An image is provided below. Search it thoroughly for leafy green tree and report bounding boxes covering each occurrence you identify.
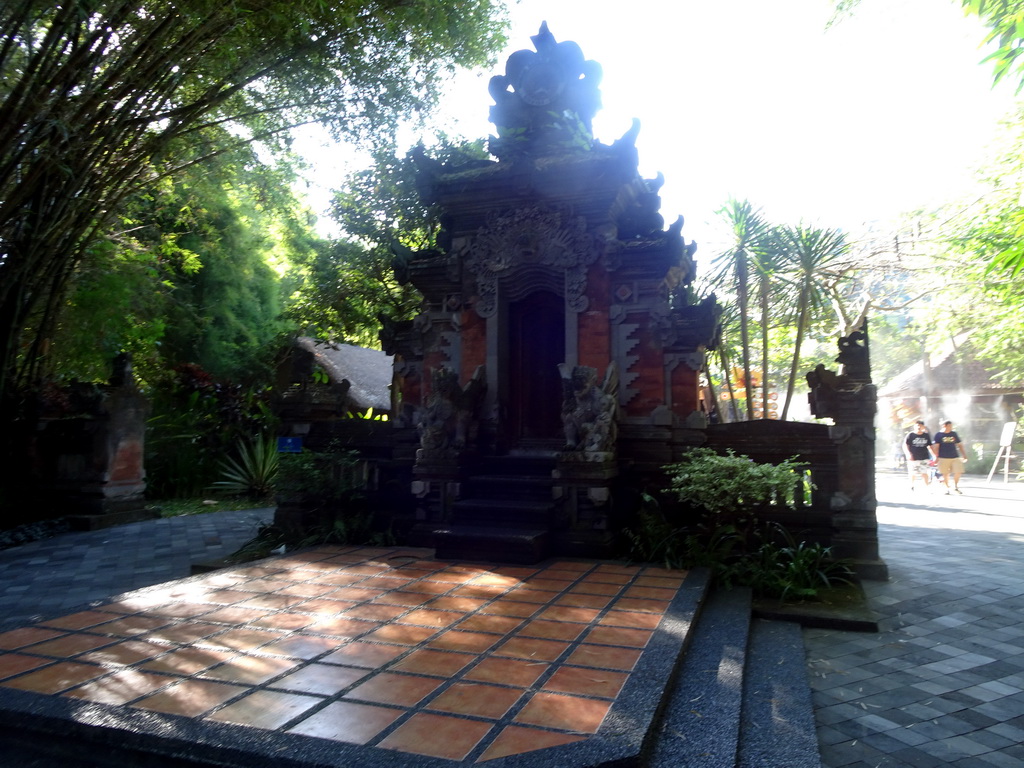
[49,129,318,385]
[0,0,508,404]
[750,225,790,418]
[912,125,1024,378]
[831,1,1024,278]
[962,0,1024,91]
[287,137,491,345]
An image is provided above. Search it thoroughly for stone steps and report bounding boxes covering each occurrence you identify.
[432,523,550,563]
[434,456,559,562]
[647,586,822,768]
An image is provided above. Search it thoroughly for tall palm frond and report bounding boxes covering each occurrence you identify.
[711,199,771,419]
[774,224,851,420]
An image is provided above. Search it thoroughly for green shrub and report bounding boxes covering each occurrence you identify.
[665,447,810,518]
[624,448,850,602]
[726,524,854,600]
[210,434,279,499]
[145,364,276,498]
[274,444,387,543]
[276,446,365,505]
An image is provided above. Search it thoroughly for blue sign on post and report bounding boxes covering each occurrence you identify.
[277,437,303,453]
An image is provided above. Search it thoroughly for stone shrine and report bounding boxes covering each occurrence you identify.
[381,24,720,562]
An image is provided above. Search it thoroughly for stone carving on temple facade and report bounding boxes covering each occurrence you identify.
[465,206,597,318]
[416,366,486,455]
[650,290,721,351]
[559,363,618,460]
[616,172,666,240]
[806,322,873,420]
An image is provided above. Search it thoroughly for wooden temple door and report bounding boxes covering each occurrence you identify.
[507,291,565,444]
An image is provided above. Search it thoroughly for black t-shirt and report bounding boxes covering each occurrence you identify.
[934,430,962,459]
[905,432,932,460]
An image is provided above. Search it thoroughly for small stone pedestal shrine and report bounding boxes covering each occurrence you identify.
[34,355,154,530]
[382,25,720,561]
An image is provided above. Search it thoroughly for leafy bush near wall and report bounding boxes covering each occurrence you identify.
[665,447,810,519]
[624,449,851,601]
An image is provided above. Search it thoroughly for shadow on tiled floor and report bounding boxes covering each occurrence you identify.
[0,545,702,766]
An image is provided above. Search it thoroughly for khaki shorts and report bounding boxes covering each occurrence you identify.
[937,457,963,478]
[908,459,931,476]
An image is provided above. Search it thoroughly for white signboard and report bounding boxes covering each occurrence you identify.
[999,422,1016,448]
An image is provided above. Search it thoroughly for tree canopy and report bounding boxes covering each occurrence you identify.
[902,102,1024,380]
[48,127,318,385]
[0,0,509,403]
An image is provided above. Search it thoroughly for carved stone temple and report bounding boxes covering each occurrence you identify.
[380,24,721,562]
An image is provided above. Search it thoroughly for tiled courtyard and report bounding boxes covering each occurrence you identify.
[0,546,697,766]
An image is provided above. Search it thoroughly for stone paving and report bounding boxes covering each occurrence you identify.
[0,544,700,766]
[0,508,274,633]
[806,471,1024,767]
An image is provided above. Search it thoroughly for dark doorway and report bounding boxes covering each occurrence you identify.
[508,291,565,443]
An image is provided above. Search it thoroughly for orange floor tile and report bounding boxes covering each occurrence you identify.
[0,546,689,764]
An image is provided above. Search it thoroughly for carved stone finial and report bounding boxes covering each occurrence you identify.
[836,321,871,383]
[487,24,603,160]
[806,320,874,419]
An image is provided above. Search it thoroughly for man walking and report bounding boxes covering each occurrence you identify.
[932,420,968,494]
[903,420,933,490]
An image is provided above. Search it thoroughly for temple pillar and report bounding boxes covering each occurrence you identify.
[807,323,888,580]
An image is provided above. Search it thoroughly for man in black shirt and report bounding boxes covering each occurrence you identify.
[932,420,968,494]
[903,420,933,490]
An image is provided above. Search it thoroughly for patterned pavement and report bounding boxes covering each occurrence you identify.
[806,472,1024,767]
[0,507,274,633]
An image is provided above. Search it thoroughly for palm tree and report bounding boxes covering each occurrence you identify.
[774,224,851,420]
[710,199,771,420]
[751,227,786,418]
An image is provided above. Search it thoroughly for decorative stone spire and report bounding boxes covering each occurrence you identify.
[487,22,603,160]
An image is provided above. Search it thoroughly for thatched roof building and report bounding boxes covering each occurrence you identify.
[276,338,392,417]
[877,333,1023,456]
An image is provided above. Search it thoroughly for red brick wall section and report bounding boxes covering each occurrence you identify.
[671,360,700,417]
[577,265,611,371]
[625,321,665,417]
[395,355,421,409]
[460,310,487,383]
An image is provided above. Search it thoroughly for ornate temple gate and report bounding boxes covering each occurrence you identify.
[369,25,884,577]
[380,25,720,562]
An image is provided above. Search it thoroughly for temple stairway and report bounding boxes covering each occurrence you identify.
[432,454,559,564]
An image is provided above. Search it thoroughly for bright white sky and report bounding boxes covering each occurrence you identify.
[304,0,1019,252]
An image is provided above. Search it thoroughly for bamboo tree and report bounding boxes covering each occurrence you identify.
[0,0,508,404]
